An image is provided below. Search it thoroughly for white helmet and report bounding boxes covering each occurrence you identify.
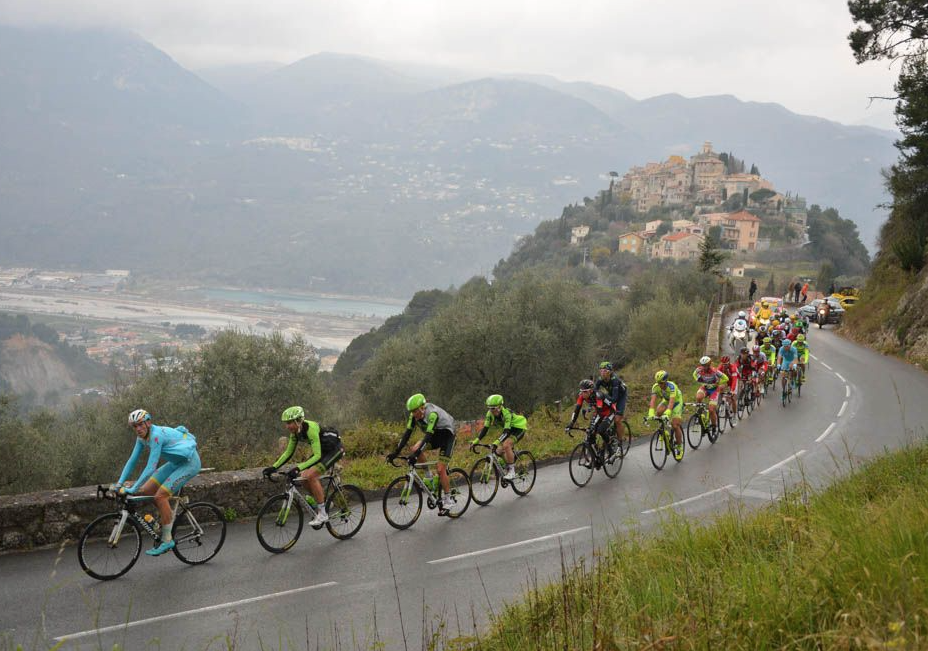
[699,355,711,365]
[738,310,747,319]
[128,409,151,425]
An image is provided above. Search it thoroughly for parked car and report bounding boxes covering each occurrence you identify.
[798,298,845,325]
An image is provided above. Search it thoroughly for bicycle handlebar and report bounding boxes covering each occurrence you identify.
[470,442,495,452]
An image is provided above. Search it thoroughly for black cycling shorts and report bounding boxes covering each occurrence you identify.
[425,429,456,461]
[312,444,343,471]
[496,428,526,445]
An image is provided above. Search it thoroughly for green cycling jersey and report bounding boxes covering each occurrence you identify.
[273,420,340,472]
[474,406,527,441]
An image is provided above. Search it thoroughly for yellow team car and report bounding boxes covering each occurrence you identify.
[830,287,860,310]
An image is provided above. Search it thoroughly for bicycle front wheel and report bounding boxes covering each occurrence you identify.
[78,512,143,581]
[382,476,423,530]
[617,420,633,458]
[325,484,366,540]
[443,468,472,518]
[649,429,668,470]
[256,493,303,553]
[510,450,537,496]
[686,414,703,450]
[603,437,623,478]
[172,502,226,565]
[568,442,594,487]
[469,457,499,505]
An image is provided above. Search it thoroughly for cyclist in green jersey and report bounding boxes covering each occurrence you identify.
[470,394,527,480]
[793,334,811,384]
[648,371,685,450]
[264,406,343,527]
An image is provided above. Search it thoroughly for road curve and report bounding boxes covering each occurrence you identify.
[1,329,925,650]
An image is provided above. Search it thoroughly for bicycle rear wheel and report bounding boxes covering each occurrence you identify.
[686,414,704,450]
[649,429,668,470]
[443,468,471,518]
[469,457,499,505]
[568,442,594,487]
[78,512,143,581]
[510,450,537,496]
[602,437,623,478]
[718,402,729,434]
[617,420,633,458]
[172,502,226,565]
[383,475,423,530]
[325,484,366,540]
[256,494,303,553]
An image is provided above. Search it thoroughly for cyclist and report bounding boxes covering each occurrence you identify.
[753,345,769,396]
[693,356,729,432]
[760,337,778,387]
[754,324,768,347]
[470,394,527,481]
[387,394,458,516]
[793,334,811,384]
[648,370,685,456]
[114,409,201,556]
[776,338,800,393]
[263,406,343,527]
[717,355,739,425]
[565,379,619,464]
[595,362,628,434]
[736,347,758,403]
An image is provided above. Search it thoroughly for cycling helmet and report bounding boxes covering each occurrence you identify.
[579,379,595,391]
[796,334,806,342]
[783,339,792,346]
[281,406,304,422]
[759,325,767,333]
[699,355,712,365]
[406,393,426,412]
[761,301,769,308]
[763,337,772,344]
[599,361,613,371]
[486,394,504,408]
[752,345,760,353]
[654,370,669,383]
[738,310,746,319]
[739,347,749,355]
[128,409,151,425]
[720,355,730,364]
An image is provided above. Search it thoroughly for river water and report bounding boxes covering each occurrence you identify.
[199,288,404,319]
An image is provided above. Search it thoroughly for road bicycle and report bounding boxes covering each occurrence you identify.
[613,418,634,459]
[645,416,684,470]
[468,442,536,505]
[795,363,806,398]
[77,485,227,581]
[717,390,735,434]
[256,467,366,552]
[382,457,471,529]
[685,401,719,450]
[737,380,755,420]
[565,424,622,487]
[780,366,796,407]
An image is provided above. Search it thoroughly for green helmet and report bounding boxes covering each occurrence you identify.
[486,394,504,408]
[406,393,426,412]
[654,370,668,383]
[599,361,613,371]
[281,406,304,422]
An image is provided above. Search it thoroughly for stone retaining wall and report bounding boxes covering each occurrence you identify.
[0,468,282,552]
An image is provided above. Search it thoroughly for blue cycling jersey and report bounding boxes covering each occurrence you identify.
[778,346,798,365]
[118,425,198,492]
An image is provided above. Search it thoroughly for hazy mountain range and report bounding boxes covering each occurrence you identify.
[0,26,897,297]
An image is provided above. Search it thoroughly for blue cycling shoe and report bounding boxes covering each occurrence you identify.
[146,540,176,556]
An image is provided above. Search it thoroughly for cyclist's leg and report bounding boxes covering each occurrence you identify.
[151,453,201,548]
[707,389,719,426]
[499,436,515,465]
[670,402,685,445]
[432,430,456,494]
[141,462,179,525]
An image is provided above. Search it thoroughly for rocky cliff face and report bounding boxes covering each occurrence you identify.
[0,335,77,398]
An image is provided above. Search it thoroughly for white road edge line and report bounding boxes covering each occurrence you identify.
[816,423,837,443]
[810,354,818,361]
[55,581,338,642]
[835,372,847,383]
[760,450,807,475]
[838,400,848,418]
[641,484,736,515]
[846,385,851,398]
[427,526,591,565]
[820,362,833,371]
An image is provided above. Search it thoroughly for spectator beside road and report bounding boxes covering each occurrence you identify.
[801,282,809,304]
[749,278,757,301]
[793,281,802,304]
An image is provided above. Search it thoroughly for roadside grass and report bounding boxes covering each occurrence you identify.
[464,441,928,650]
[841,264,913,346]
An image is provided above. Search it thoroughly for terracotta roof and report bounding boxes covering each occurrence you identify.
[619,232,645,240]
[728,210,761,222]
[662,232,698,242]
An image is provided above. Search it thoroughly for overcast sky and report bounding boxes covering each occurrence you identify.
[0,0,901,129]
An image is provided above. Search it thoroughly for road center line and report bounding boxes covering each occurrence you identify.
[810,354,818,361]
[760,450,807,475]
[427,526,591,565]
[820,362,833,371]
[641,484,735,515]
[835,372,847,383]
[816,423,837,443]
[55,581,338,642]
[838,400,848,417]
[846,385,851,398]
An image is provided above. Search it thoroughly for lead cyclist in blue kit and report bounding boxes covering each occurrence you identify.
[113,409,202,556]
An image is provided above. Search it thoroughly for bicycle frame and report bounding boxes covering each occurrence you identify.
[269,470,345,522]
[100,488,194,547]
[397,462,441,502]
